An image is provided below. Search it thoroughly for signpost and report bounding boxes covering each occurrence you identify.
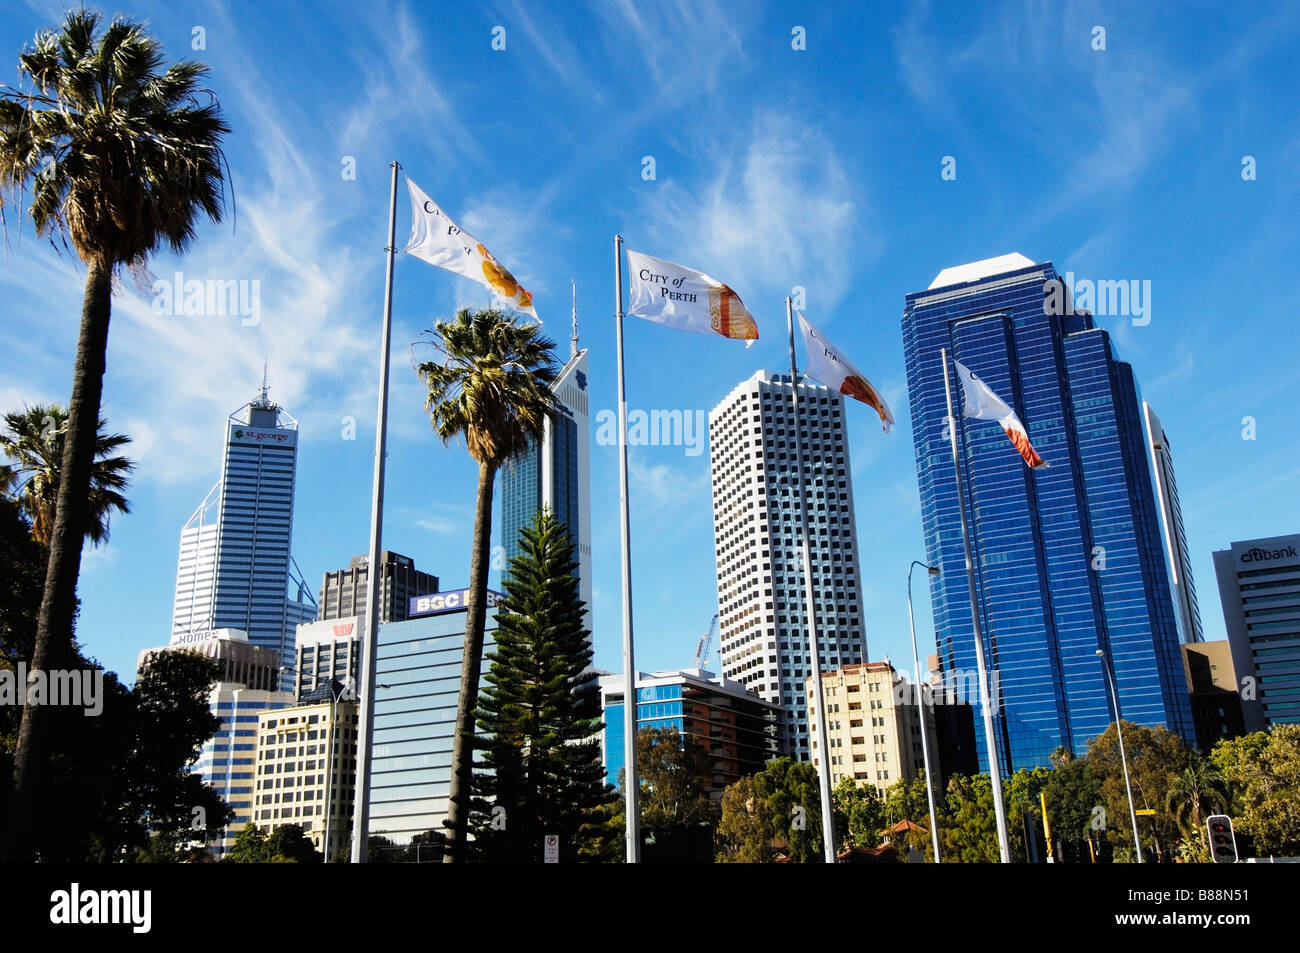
[544,835,559,864]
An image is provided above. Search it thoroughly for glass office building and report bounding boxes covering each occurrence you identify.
[499,346,592,636]
[902,254,1194,772]
[600,668,781,798]
[367,598,500,844]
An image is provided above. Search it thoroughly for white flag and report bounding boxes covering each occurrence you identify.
[625,248,758,342]
[798,312,894,432]
[404,178,538,320]
[954,358,1047,470]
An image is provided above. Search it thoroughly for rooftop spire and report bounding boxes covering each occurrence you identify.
[251,359,274,410]
[571,280,579,359]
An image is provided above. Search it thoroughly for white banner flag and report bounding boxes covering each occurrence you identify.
[404,178,537,320]
[625,248,758,342]
[798,312,894,432]
[954,358,1047,469]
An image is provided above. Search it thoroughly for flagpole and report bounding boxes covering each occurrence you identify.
[940,346,1011,863]
[351,159,400,863]
[787,298,838,865]
[614,235,640,863]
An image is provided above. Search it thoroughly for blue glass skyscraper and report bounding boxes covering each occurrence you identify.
[499,310,591,635]
[902,254,1194,772]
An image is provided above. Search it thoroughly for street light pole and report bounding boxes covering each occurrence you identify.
[1096,648,1143,863]
[907,560,942,863]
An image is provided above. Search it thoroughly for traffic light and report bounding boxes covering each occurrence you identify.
[1206,815,1238,863]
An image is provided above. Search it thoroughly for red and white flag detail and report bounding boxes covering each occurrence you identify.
[625,248,759,342]
[404,178,538,320]
[954,358,1048,470]
[797,312,894,432]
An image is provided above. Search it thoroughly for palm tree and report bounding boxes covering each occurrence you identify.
[1166,757,1228,848]
[0,404,133,546]
[414,307,557,862]
[0,11,228,860]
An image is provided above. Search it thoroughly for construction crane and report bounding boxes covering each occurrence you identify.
[695,612,720,670]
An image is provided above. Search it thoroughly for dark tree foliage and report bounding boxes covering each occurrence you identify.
[467,510,613,861]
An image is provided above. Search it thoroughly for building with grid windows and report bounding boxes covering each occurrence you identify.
[709,370,869,760]
[806,661,939,795]
[294,616,362,700]
[1214,533,1300,730]
[499,332,591,637]
[170,382,316,684]
[902,253,1195,773]
[599,668,781,797]
[318,551,438,626]
[366,589,503,845]
[254,686,359,862]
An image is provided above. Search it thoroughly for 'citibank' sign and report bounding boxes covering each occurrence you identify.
[409,588,505,618]
[1241,545,1298,564]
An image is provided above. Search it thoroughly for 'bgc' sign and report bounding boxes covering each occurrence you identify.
[409,588,505,618]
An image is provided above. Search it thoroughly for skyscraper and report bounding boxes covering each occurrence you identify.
[709,369,868,759]
[1214,533,1300,731]
[499,295,592,635]
[318,551,438,624]
[171,381,316,680]
[1143,402,1204,644]
[902,253,1194,772]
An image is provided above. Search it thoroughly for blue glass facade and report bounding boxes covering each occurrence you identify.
[902,258,1194,771]
[367,611,497,843]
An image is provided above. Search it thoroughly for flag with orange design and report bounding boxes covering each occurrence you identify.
[797,312,894,432]
[404,178,537,320]
[954,358,1048,469]
[625,248,758,342]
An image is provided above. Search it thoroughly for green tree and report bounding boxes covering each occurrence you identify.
[1212,725,1300,856]
[0,10,229,860]
[467,510,610,862]
[1165,756,1227,860]
[223,824,321,863]
[414,307,557,862]
[0,497,46,664]
[0,404,132,546]
[590,726,721,862]
[717,758,824,863]
[1005,765,1052,863]
[832,776,885,850]
[635,726,718,832]
[1042,747,1103,863]
[223,824,270,863]
[1086,721,1191,863]
[940,773,1000,863]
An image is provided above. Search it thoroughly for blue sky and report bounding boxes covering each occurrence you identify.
[2,1,1298,687]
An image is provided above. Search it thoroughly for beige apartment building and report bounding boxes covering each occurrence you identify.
[254,692,359,862]
[807,660,938,794]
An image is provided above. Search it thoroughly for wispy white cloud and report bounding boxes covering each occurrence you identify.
[631,108,863,323]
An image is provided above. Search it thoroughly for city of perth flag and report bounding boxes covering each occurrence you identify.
[625,248,759,342]
[404,178,538,320]
[797,312,894,432]
[954,358,1048,469]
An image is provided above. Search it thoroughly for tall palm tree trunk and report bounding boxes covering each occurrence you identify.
[4,259,111,861]
[444,460,497,863]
